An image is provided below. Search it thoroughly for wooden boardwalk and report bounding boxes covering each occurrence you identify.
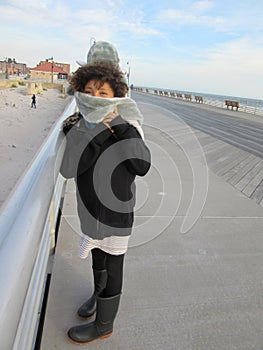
[41,101,263,350]
[134,91,263,209]
[194,129,263,207]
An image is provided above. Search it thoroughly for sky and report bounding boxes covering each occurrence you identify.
[1,0,263,99]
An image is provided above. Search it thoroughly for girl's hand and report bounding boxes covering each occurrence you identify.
[103,105,119,132]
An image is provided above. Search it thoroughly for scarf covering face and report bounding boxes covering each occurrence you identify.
[74,92,144,126]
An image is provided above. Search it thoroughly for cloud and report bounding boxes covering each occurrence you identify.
[2,0,263,99]
[130,35,263,99]
[157,0,263,35]
[120,22,163,38]
[0,0,162,70]
[0,0,162,43]
[159,8,225,29]
[158,5,225,30]
[191,0,214,13]
[202,36,263,75]
[0,0,71,28]
[73,9,116,24]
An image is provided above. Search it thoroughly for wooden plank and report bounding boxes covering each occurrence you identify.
[242,166,263,197]
[216,150,248,176]
[235,159,263,192]
[250,179,263,204]
[208,147,242,174]
[224,154,257,182]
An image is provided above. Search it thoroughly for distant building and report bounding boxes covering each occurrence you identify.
[30,60,69,82]
[39,61,70,75]
[0,58,28,77]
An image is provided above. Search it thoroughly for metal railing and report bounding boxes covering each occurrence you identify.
[133,87,263,117]
[0,99,76,350]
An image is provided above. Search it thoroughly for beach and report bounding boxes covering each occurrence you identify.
[0,86,72,208]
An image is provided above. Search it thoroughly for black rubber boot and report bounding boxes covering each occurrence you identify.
[77,269,107,319]
[68,294,121,344]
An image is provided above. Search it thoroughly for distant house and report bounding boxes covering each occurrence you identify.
[30,61,69,82]
[39,61,70,75]
[0,58,28,77]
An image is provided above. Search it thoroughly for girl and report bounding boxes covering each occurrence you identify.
[61,54,151,344]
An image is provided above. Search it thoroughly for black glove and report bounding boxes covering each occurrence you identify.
[62,112,82,134]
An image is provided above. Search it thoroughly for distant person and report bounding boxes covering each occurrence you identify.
[31,94,36,108]
[60,41,151,345]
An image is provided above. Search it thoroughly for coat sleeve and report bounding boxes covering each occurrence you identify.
[109,116,151,176]
[60,120,112,178]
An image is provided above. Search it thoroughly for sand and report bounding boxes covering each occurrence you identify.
[0,86,72,208]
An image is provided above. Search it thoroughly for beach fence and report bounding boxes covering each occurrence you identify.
[132,87,263,117]
[0,99,76,350]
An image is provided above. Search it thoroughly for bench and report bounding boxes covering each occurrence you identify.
[184,94,192,101]
[195,95,203,103]
[225,100,239,111]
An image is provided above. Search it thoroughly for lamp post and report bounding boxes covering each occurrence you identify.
[5,58,9,79]
[90,37,96,47]
[127,61,131,87]
[12,58,15,76]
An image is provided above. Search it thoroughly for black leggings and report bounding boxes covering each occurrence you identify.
[91,248,125,297]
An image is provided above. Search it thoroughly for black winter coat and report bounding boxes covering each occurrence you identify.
[60,113,151,239]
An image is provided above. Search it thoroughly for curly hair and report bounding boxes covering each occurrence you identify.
[70,62,128,97]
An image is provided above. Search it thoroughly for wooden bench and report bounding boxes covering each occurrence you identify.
[184,94,192,101]
[225,100,239,111]
[195,95,203,103]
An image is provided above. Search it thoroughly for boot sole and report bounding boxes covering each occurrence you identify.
[67,332,112,345]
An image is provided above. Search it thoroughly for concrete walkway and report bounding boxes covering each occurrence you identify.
[41,103,263,350]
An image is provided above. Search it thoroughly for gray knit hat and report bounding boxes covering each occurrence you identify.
[77,41,120,68]
[72,40,128,94]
